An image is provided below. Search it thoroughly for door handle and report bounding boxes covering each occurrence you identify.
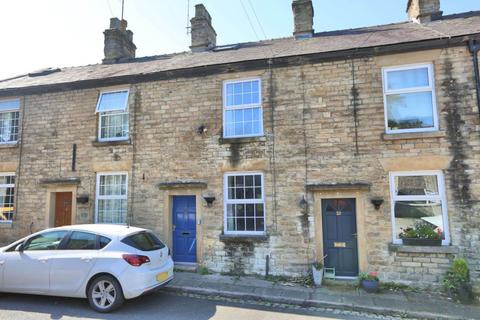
[38,258,49,263]
[172,225,176,232]
[82,257,92,263]
[0,260,4,266]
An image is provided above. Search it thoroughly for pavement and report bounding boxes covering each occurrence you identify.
[0,290,396,320]
[165,271,480,320]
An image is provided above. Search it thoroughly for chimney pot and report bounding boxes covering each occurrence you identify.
[190,4,217,52]
[292,0,314,39]
[103,18,136,64]
[407,0,442,23]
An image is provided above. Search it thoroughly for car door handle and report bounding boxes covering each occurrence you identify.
[82,257,92,263]
[38,258,49,263]
[0,260,4,266]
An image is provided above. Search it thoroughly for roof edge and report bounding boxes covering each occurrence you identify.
[1,34,479,97]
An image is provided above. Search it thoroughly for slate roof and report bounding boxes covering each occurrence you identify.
[0,11,479,93]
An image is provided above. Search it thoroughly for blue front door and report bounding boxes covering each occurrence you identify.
[172,196,197,263]
[322,198,359,277]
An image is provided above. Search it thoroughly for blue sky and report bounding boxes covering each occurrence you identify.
[0,0,478,79]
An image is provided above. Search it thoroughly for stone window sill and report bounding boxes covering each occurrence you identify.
[0,143,18,149]
[219,136,267,144]
[219,233,269,243]
[388,243,458,254]
[0,222,13,229]
[382,131,446,141]
[92,139,131,147]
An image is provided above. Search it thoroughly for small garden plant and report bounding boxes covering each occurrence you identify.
[313,261,323,271]
[358,271,379,282]
[399,221,443,239]
[442,258,473,303]
[359,271,380,293]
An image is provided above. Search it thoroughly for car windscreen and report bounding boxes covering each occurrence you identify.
[121,231,165,251]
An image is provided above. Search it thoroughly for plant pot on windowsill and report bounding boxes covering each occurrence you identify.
[312,264,324,286]
[401,238,442,246]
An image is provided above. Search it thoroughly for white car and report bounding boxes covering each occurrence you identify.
[0,224,174,312]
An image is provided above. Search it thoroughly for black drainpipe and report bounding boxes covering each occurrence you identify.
[469,40,480,115]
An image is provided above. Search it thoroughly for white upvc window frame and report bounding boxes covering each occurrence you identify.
[0,98,20,145]
[95,89,130,142]
[0,172,16,224]
[223,172,266,235]
[222,78,264,139]
[95,172,128,224]
[382,63,438,134]
[389,170,450,245]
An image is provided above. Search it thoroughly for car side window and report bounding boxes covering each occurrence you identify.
[64,231,97,250]
[23,231,68,251]
[99,236,111,249]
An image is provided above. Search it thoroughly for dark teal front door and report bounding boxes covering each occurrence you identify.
[172,196,197,263]
[322,199,359,277]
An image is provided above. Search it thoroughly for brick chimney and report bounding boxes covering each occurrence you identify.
[292,0,314,39]
[103,18,136,64]
[407,0,443,23]
[190,4,217,52]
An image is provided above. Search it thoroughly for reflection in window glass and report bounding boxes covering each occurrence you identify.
[24,231,68,251]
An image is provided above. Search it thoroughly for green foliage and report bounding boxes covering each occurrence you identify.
[198,266,211,275]
[358,271,379,282]
[399,221,442,240]
[443,259,470,290]
[313,262,323,270]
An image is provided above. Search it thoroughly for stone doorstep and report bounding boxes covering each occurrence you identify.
[165,273,480,320]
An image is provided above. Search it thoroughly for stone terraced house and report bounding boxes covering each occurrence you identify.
[0,0,479,293]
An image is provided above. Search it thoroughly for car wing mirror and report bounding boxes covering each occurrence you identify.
[15,243,24,252]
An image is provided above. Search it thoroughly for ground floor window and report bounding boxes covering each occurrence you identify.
[389,171,449,245]
[95,172,128,224]
[224,172,265,234]
[0,173,15,223]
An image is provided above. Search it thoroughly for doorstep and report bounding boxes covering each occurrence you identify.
[173,262,198,272]
[165,272,480,320]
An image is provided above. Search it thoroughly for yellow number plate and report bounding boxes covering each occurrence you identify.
[156,272,169,282]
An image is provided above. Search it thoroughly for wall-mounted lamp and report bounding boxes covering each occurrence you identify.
[203,195,216,207]
[76,195,89,204]
[197,124,208,135]
[299,195,308,210]
[370,197,384,210]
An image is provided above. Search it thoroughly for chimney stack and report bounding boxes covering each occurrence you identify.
[190,4,217,52]
[103,18,136,64]
[407,0,443,23]
[292,0,314,39]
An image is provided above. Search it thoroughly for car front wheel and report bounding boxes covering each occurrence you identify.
[87,275,124,312]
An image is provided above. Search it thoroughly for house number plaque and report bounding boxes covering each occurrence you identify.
[336,211,342,216]
[334,242,346,248]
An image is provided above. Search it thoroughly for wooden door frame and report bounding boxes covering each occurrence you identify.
[45,185,77,228]
[312,190,368,275]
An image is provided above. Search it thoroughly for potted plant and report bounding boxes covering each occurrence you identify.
[359,271,379,293]
[399,221,443,246]
[312,261,324,286]
[443,258,474,304]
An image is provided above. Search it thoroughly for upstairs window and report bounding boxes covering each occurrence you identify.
[0,173,15,223]
[95,172,128,224]
[383,64,438,134]
[223,79,263,138]
[96,90,129,142]
[224,173,265,234]
[0,99,20,144]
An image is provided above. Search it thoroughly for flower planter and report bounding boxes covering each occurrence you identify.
[361,279,379,293]
[401,238,442,246]
[312,266,323,286]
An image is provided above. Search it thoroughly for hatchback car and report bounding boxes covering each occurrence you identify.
[0,224,174,312]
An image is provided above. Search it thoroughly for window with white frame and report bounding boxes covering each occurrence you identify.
[389,171,449,245]
[0,173,15,223]
[0,99,20,144]
[95,90,129,141]
[224,173,265,234]
[223,79,263,138]
[383,64,438,133]
[96,173,128,224]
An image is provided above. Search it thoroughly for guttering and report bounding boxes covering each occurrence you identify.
[469,40,480,115]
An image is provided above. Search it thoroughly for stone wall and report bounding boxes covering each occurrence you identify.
[0,46,479,291]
